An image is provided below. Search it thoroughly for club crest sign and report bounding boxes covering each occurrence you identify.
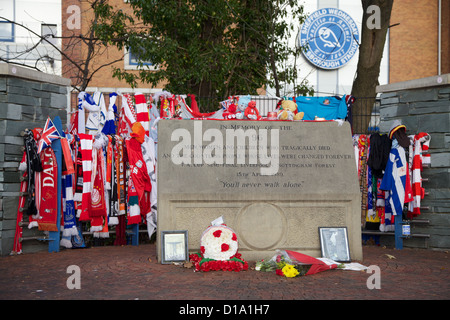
[298,8,359,70]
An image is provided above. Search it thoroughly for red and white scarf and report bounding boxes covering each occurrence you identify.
[135,93,150,136]
[118,94,136,137]
[90,146,107,232]
[78,133,94,222]
[408,132,431,218]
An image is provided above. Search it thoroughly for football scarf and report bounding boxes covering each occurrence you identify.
[115,135,126,216]
[85,92,106,134]
[125,131,152,225]
[141,135,157,208]
[11,172,28,254]
[126,135,151,202]
[408,132,431,218]
[77,92,87,134]
[135,93,150,136]
[160,97,170,118]
[90,147,107,232]
[61,137,75,176]
[37,147,59,232]
[107,136,119,226]
[118,94,136,137]
[74,144,83,204]
[60,175,75,249]
[127,176,141,225]
[23,130,42,217]
[102,92,118,136]
[62,173,77,236]
[94,216,109,238]
[78,133,94,221]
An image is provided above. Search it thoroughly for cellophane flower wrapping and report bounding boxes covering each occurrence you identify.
[255,250,312,277]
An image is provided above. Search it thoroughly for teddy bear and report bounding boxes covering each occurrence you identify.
[244,101,261,120]
[277,100,304,121]
[223,103,238,120]
[235,95,251,120]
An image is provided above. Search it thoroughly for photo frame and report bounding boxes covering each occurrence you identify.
[161,230,189,264]
[318,227,351,262]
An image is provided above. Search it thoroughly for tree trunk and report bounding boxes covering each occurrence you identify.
[351,0,393,133]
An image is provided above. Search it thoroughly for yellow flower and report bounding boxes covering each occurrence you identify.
[282,264,299,278]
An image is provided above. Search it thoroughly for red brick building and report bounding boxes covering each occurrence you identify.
[389,0,449,83]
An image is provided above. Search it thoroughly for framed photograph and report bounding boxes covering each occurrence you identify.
[318,227,351,262]
[161,230,189,264]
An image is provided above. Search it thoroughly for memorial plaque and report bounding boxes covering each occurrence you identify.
[157,120,362,261]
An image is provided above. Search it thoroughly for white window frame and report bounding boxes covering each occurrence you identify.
[124,46,157,71]
[41,23,58,45]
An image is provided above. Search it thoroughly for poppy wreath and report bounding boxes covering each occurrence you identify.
[189,224,248,272]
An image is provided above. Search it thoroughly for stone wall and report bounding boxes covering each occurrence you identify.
[0,64,70,256]
[376,74,450,250]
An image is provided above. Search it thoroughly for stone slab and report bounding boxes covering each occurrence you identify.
[157,120,362,262]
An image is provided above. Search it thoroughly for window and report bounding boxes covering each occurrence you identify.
[41,24,57,45]
[124,46,156,70]
[0,0,15,42]
[0,21,14,42]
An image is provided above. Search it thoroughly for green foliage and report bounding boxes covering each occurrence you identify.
[93,0,312,98]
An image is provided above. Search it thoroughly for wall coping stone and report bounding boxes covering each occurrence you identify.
[377,74,450,93]
[0,63,71,87]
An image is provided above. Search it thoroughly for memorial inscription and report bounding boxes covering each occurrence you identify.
[157,120,362,261]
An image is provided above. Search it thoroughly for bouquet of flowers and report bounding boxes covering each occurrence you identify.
[255,250,311,277]
[255,249,338,278]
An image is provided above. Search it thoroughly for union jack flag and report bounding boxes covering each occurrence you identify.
[37,117,61,153]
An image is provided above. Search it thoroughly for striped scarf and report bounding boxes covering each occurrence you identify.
[90,139,107,232]
[78,133,94,221]
[135,93,150,136]
[408,132,431,218]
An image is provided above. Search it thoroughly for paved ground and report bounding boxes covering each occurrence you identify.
[0,243,448,309]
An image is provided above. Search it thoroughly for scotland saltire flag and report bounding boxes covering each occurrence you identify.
[37,117,62,153]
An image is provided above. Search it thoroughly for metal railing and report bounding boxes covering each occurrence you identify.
[192,95,380,135]
[71,92,380,135]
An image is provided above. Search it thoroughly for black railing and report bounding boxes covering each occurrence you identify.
[350,97,380,135]
[188,95,380,135]
[73,92,380,135]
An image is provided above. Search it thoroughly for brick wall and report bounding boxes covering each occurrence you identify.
[389,0,439,83]
[0,64,70,256]
[61,0,165,91]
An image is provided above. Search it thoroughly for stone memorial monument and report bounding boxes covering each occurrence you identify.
[157,119,362,261]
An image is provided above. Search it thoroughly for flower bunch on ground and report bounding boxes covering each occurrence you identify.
[255,251,311,278]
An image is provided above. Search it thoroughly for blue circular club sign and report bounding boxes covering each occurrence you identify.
[298,8,360,70]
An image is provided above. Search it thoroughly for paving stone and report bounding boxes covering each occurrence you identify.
[0,244,448,302]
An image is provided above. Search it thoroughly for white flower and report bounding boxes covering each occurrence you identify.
[201,225,238,261]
